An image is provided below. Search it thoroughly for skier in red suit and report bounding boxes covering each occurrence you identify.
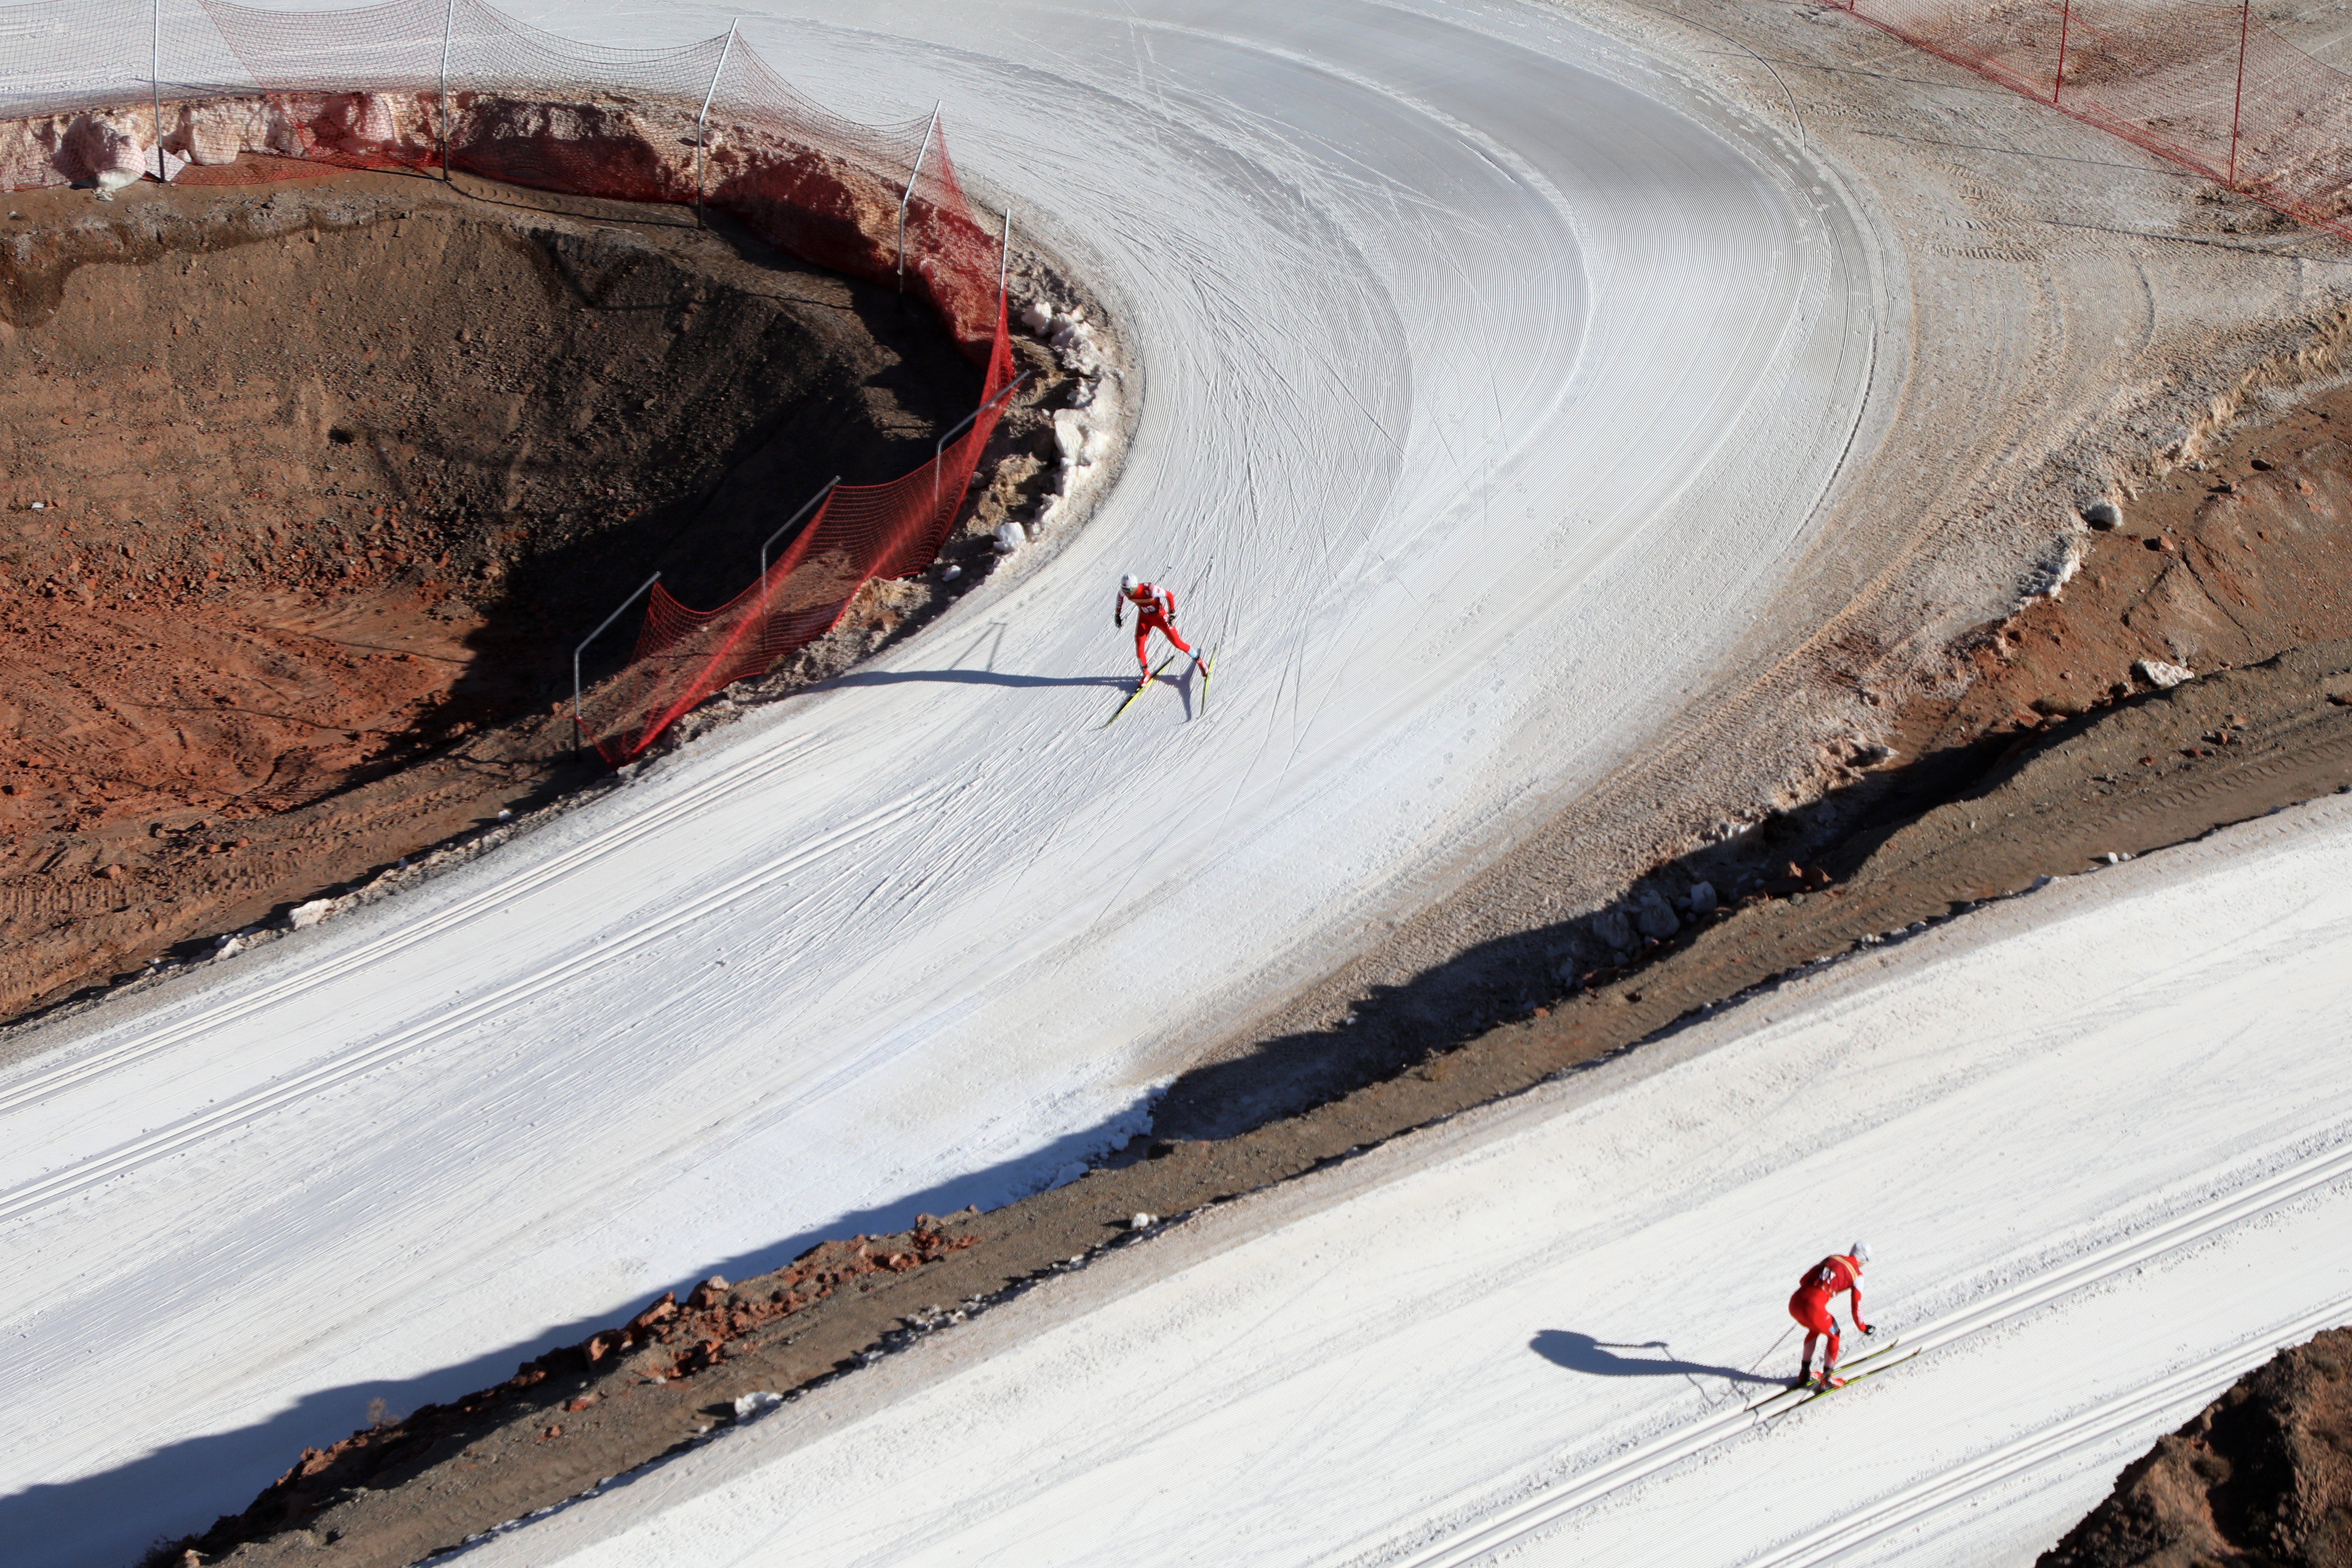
[1115,574,1206,677]
[1790,1242,1874,1388]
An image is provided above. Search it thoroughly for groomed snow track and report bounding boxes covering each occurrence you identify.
[465,797,2352,1568]
[0,2,1890,1560]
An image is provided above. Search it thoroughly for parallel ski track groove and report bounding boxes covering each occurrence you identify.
[0,745,945,1226]
[1376,1128,2352,1568]
[0,734,826,1121]
[1741,1291,2352,1567]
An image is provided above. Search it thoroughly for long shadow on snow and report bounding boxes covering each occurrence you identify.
[812,668,1136,691]
[8,1097,1156,1568]
[1530,1330,1779,1386]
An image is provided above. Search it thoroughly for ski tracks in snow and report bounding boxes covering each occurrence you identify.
[1384,1128,2352,1568]
[1,1,1890,1561]
[454,800,2352,1568]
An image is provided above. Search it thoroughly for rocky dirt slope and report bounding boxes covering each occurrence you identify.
[2043,1328,2352,1568]
[0,164,1076,1023]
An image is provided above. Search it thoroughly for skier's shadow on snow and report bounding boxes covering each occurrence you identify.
[1530,1330,1777,1385]
[815,668,1134,691]
[817,666,1204,717]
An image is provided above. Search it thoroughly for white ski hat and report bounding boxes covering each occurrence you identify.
[1121,573,1140,593]
[1851,1240,1872,1265]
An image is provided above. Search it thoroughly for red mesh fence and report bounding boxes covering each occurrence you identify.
[0,0,1018,762]
[1829,0,2352,238]
[590,299,1019,762]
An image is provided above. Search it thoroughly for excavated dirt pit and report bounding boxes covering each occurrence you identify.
[0,166,1063,1021]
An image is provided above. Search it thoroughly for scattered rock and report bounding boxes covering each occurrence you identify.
[1591,908,1635,954]
[730,1391,784,1422]
[288,898,336,930]
[1630,886,1679,940]
[2082,500,2121,529]
[1127,1212,1157,1230]
[2134,658,2196,689]
[1687,881,1718,916]
[993,520,1027,554]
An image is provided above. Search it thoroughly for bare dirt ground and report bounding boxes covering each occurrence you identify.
[146,344,2352,1568]
[0,164,1069,1024]
[2041,1327,2352,1568]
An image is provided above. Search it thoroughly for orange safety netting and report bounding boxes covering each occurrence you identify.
[1829,0,2352,239]
[0,0,1019,763]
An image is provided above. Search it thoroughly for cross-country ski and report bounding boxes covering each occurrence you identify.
[1102,653,1177,728]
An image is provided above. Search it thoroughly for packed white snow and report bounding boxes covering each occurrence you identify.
[461,795,2352,1568]
[0,0,1885,1560]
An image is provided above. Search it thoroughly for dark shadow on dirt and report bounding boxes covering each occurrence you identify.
[1147,719,2035,1142]
[27,1093,1153,1568]
[411,206,985,745]
[0,1318,620,1568]
[1529,1330,1780,1385]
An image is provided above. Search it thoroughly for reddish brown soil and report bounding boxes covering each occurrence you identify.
[0,163,1064,1021]
[2041,1327,2352,1568]
[1898,388,2352,761]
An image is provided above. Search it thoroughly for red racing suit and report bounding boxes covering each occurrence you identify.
[1117,580,1196,672]
[1789,1253,1871,1372]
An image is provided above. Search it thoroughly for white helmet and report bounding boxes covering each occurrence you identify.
[1121,573,1140,594]
[1851,1240,1872,1265]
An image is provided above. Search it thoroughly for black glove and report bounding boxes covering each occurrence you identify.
[1858,1322,1877,1337]
[1114,610,1124,629]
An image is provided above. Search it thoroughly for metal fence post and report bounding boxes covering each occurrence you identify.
[896,103,940,293]
[151,0,162,181]
[2229,0,2251,186]
[999,205,1012,304]
[574,572,661,760]
[693,20,739,226]
[932,369,1034,521]
[758,475,840,585]
[2053,0,2071,105]
[439,0,455,181]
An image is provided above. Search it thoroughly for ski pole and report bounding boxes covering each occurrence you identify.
[1744,1326,1795,1378]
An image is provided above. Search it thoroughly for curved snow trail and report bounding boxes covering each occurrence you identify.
[0,1,1886,1559]
[457,796,2352,1568]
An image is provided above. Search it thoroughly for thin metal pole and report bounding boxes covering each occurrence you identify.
[896,103,940,293]
[932,369,1034,519]
[758,475,840,584]
[693,20,739,226]
[439,0,455,182]
[151,0,162,181]
[2229,0,2251,186]
[573,572,661,760]
[2053,0,2071,105]
[998,206,1012,304]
